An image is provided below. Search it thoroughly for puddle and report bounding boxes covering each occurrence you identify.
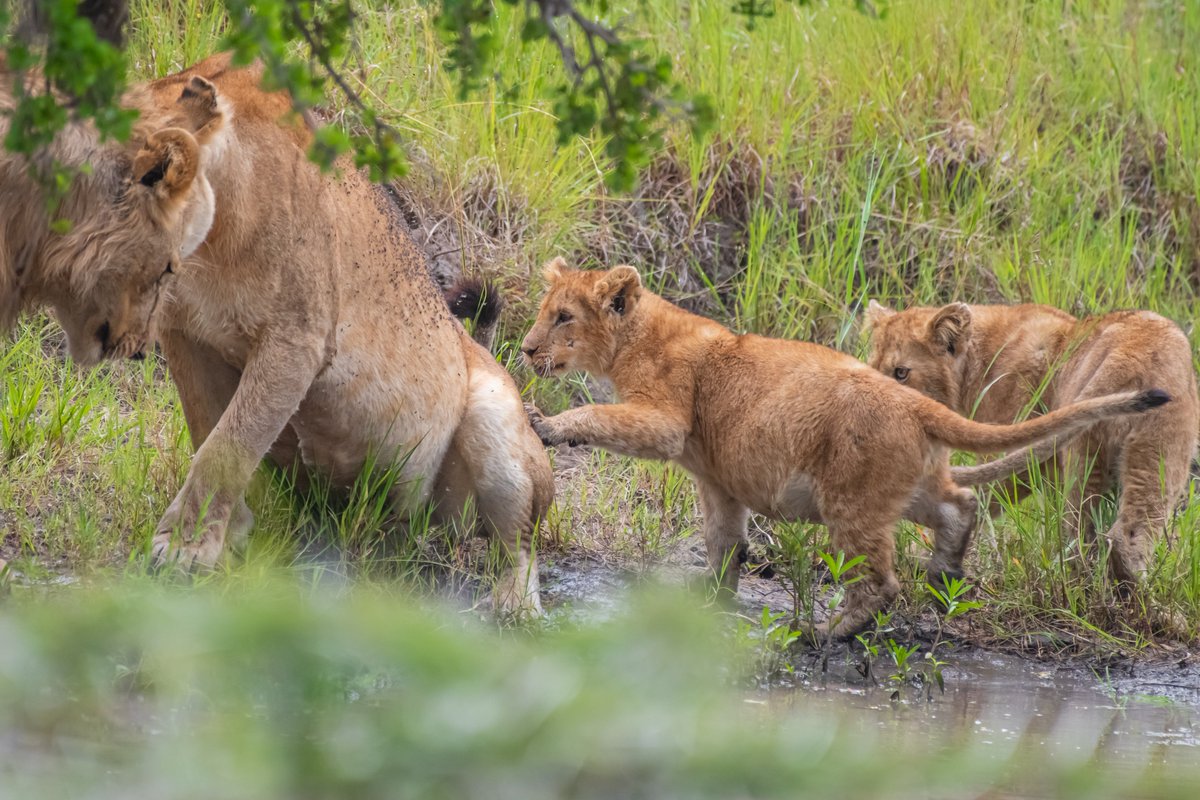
[542,554,1200,794]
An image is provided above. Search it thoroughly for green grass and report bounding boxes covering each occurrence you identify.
[3,0,1200,658]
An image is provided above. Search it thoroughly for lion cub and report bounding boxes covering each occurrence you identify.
[866,301,1199,582]
[521,261,1172,636]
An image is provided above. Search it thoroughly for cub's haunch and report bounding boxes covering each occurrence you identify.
[522,261,1172,637]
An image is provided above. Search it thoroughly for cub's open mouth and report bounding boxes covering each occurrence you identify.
[529,359,562,378]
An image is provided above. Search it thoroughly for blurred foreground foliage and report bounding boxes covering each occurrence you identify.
[0,580,1197,799]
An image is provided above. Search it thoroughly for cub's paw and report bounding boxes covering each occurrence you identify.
[524,403,565,447]
[151,529,226,573]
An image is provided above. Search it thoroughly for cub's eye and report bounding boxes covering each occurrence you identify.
[555,311,572,326]
[893,366,910,383]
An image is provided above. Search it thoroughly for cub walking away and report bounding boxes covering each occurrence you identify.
[522,261,1173,636]
[866,301,1199,583]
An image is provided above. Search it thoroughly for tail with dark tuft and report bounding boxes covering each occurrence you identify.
[1132,389,1171,411]
[444,277,503,350]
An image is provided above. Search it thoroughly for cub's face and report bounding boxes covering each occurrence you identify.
[521,260,642,378]
[865,300,973,409]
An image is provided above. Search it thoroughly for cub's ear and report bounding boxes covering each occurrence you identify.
[594,265,641,316]
[863,299,895,330]
[542,256,568,284]
[176,76,226,145]
[133,127,201,207]
[929,302,972,355]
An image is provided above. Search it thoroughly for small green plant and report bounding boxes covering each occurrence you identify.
[883,638,922,701]
[817,550,866,672]
[923,645,949,701]
[853,610,893,685]
[751,605,804,682]
[927,574,984,622]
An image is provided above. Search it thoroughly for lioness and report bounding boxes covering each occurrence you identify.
[1,63,219,362]
[866,301,1199,582]
[521,261,1172,635]
[111,55,551,613]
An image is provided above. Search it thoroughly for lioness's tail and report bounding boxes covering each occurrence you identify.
[444,277,502,351]
[920,389,1169,455]
[949,435,1071,487]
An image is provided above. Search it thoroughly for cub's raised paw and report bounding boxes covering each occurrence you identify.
[524,403,563,447]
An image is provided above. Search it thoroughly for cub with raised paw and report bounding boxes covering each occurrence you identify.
[522,260,1172,637]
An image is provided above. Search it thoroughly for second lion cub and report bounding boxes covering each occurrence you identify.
[522,261,1172,636]
[866,300,1199,582]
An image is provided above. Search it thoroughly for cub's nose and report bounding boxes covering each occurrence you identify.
[521,346,536,357]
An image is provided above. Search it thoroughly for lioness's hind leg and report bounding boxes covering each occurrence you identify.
[446,362,553,617]
[1060,439,1112,550]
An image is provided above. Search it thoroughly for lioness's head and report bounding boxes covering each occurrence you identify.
[3,76,224,365]
[864,300,973,407]
[521,259,643,378]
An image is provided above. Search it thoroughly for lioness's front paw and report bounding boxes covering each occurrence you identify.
[524,403,564,447]
[151,481,237,572]
[151,528,226,572]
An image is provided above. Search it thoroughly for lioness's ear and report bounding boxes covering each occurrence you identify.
[542,257,568,284]
[133,128,200,206]
[929,303,972,355]
[863,299,895,331]
[176,76,226,145]
[595,265,642,316]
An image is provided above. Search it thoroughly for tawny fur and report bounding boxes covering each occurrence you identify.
[522,262,1172,637]
[0,62,219,363]
[109,55,551,614]
[866,300,1199,582]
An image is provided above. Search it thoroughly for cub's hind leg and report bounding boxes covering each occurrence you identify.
[696,481,751,596]
[437,353,554,617]
[1106,430,1192,583]
[818,499,909,639]
[905,476,978,591]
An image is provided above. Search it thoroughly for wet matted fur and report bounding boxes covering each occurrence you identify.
[124,55,551,614]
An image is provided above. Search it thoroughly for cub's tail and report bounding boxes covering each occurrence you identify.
[444,277,502,351]
[920,389,1169,455]
[949,434,1072,487]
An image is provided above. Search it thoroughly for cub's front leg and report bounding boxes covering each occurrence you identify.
[153,332,326,570]
[525,403,688,461]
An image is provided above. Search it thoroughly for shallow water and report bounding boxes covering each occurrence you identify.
[543,557,1200,796]
[778,649,1199,784]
